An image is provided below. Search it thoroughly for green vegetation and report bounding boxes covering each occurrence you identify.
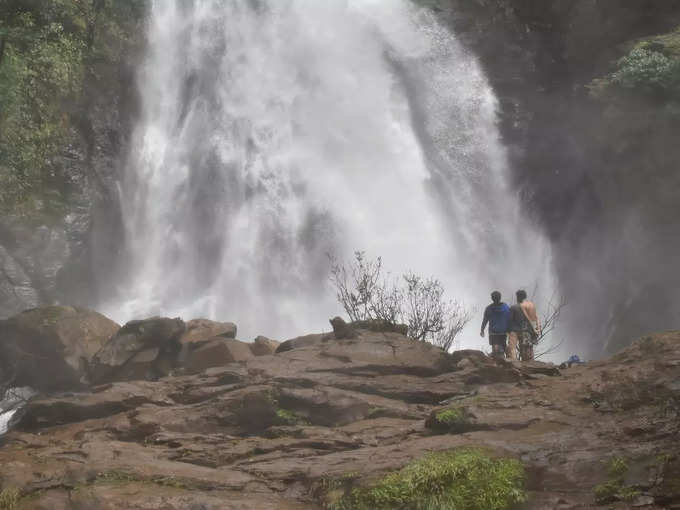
[589,27,680,105]
[0,488,19,510]
[367,407,387,419]
[611,47,678,91]
[436,408,465,426]
[593,456,640,505]
[0,0,146,216]
[91,470,190,490]
[426,406,475,434]
[329,449,526,510]
[274,408,308,426]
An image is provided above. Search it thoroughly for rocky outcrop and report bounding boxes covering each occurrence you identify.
[0,306,119,390]
[183,338,254,374]
[179,319,237,344]
[89,317,185,383]
[250,336,280,356]
[2,316,678,509]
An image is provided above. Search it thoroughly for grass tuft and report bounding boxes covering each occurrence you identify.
[328,448,526,510]
[0,488,20,510]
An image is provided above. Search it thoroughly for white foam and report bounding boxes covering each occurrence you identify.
[101,0,555,350]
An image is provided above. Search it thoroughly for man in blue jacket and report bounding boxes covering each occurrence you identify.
[480,291,511,359]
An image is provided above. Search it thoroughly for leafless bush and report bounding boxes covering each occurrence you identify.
[329,252,473,351]
[531,285,568,360]
[434,301,474,352]
[329,251,382,322]
[537,292,567,344]
[370,276,403,324]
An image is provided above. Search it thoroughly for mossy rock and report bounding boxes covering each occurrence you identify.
[328,448,526,510]
[425,406,478,434]
[274,408,308,426]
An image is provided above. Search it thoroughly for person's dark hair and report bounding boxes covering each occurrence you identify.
[516,289,527,302]
[491,291,501,304]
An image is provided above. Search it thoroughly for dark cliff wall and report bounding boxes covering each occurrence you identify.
[430,0,680,354]
[0,1,145,315]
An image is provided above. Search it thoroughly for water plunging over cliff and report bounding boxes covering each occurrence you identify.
[103,0,554,346]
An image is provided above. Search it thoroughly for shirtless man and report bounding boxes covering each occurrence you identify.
[508,290,541,361]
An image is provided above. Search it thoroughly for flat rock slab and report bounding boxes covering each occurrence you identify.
[0,330,678,509]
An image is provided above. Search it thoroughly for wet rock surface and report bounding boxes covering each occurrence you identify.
[89,317,185,384]
[0,325,678,509]
[0,306,119,390]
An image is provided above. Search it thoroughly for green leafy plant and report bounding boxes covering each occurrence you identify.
[611,47,677,91]
[589,28,680,104]
[0,0,147,217]
[329,448,526,510]
[593,456,640,505]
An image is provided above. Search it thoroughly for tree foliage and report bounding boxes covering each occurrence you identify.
[589,30,680,105]
[611,47,679,93]
[0,0,146,216]
[329,252,473,351]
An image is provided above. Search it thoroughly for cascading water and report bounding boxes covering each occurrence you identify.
[102,0,555,349]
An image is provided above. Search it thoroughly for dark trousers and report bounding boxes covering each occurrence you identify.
[489,333,507,359]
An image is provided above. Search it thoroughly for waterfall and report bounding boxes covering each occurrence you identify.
[102,0,554,347]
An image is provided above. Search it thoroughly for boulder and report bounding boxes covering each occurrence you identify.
[276,333,329,353]
[0,306,119,390]
[89,317,185,383]
[250,336,280,356]
[180,319,237,344]
[330,317,357,339]
[184,338,254,373]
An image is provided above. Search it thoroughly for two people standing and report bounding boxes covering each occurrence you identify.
[480,290,541,361]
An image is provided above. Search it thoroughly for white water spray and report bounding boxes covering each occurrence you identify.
[103,0,554,348]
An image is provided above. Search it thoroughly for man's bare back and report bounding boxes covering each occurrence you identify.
[520,300,541,335]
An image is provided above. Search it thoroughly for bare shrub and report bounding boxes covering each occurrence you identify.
[370,276,403,325]
[531,285,568,359]
[329,252,472,351]
[329,252,382,322]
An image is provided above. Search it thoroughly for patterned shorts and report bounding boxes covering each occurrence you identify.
[518,331,534,361]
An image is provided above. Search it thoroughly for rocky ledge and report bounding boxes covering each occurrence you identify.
[0,307,679,509]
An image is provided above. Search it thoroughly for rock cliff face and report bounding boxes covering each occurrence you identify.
[0,308,678,509]
[0,2,143,319]
[430,0,680,355]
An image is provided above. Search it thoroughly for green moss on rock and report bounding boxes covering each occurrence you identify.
[425,406,477,433]
[274,408,308,426]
